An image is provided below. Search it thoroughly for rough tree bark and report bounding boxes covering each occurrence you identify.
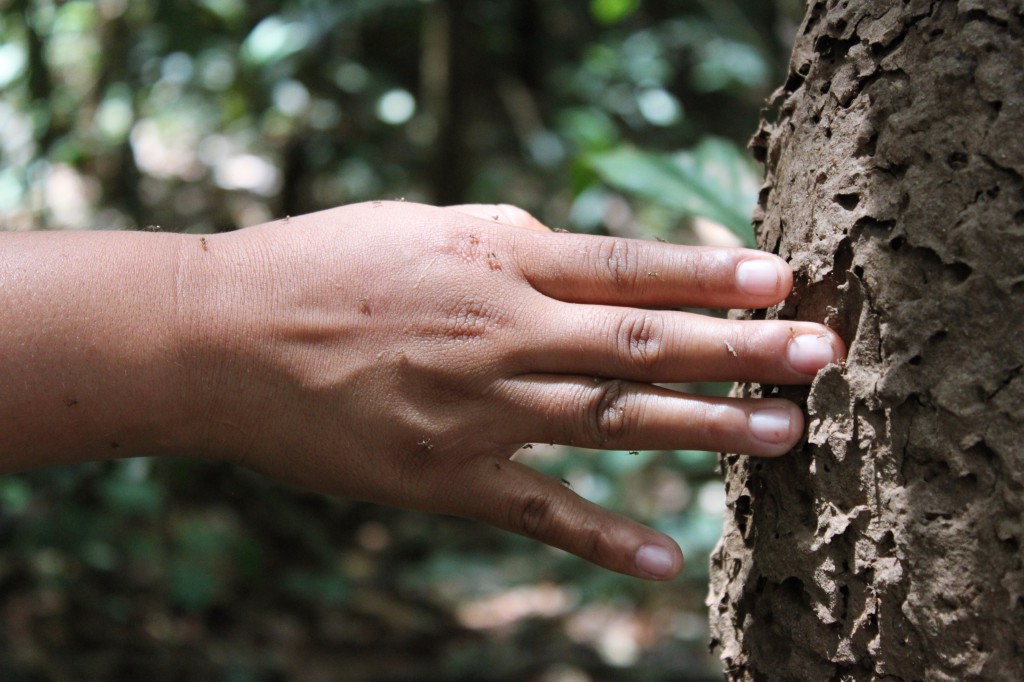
[709,1,1024,680]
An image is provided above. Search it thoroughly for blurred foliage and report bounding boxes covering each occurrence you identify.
[0,0,804,679]
[588,138,760,245]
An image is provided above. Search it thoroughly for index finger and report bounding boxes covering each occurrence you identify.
[513,232,792,310]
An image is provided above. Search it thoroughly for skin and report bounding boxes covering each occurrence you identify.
[0,201,845,580]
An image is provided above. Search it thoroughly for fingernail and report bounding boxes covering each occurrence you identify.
[736,260,781,296]
[788,334,837,375]
[749,407,794,444]
[635,544,676,579]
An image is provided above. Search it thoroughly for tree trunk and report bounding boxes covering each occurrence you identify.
[709,1,1024,680]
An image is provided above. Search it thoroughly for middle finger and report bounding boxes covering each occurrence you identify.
[519,298,844,384]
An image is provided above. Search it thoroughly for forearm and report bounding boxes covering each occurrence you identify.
[0,230,199,471]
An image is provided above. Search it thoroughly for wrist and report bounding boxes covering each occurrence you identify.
[171,227,283,466]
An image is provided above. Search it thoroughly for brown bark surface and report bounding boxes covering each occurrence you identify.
[709,1,1024,679]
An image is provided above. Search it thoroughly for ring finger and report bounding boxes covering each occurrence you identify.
[494,374,805,456]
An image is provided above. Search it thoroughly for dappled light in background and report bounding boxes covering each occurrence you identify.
[0,0,805,678]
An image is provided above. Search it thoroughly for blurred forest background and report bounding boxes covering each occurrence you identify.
[0,0,805,679]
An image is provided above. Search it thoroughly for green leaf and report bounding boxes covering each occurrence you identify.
[590,0,641,25]
[589,137,759,245]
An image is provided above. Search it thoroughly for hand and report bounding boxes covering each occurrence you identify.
[180,201,845,580]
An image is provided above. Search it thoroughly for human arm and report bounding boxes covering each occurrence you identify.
[0,202,844,580]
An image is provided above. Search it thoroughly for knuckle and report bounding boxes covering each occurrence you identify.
[579,521,617,567]
[694,402,730,442]
[508,491,555,536]
[496,204,535,227]
[442,296,505,342]
[585,379,638,444]
[682,250,722,296]
[596,238,640,289]
[614,313,663,372]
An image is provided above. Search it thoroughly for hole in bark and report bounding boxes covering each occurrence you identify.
[851,216,895,237]
[945,152,969,170]
[963,9,1009,28]
[856,132,878,157]
[929,28,945,38]
[785,71,806,92]
[878,531,896,556]
[735,495,752,536]
[778,577,808,606]
[1002,536,1020,553]
[824,127,833,139]
[930,330,948,343]
[798,62,811,76]
[853,265,865,279]
[937,593,958,611]
[950,262,973,282]
[986,186,1000,199]
[835,193,860,210]
[814,35,858,64]
[820,82,831,94]
[909,355,922,366]
[816,171,828,184]
[782,70,806,91]
[965,440,997,462]
[882,163,908,179]
[890,236,905,250]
